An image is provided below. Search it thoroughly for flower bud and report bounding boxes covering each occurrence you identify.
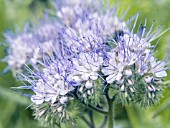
[144,76,153,83]
[85,80,93,89]
[38,109,46,118]
[59,97,68,104]
[124,69,132,77]
[79,85,84,93]
[87,90,91,95]
[120,84,125,91]
[57,106,63,113]
[148,85,156,92]
[127,79,134,86]
[129,87,135,93]
[154,78,162,84]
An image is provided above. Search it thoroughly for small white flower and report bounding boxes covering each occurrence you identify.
[72,52,103,89]
[102,51,124,83]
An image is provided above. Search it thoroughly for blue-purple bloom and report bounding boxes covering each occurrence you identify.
[5,0,168,126]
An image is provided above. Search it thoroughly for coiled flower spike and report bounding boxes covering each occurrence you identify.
[101,14,168,107]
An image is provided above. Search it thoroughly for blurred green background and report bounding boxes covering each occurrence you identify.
[0,0,170,128]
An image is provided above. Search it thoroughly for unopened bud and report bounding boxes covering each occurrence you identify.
[59,97,68,104]
[85,80,93,89]
[154,78,162,84]
[54,73,60,79]
[30,58,37,64]
[87,90,91,95]
[148,85,156,92]
[129,87,135,92]
[79,86,84,92]
[57,106,63,113]
[124,69,132,77]
[144,76,153,83]
[38,109,46,117]
[120,84,125,91]
[127,79,134,85]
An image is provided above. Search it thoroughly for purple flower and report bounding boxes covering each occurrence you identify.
[101,15,168,106]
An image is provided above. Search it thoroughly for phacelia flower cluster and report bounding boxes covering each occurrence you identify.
[3,21,61,74]
[5,0,168,126]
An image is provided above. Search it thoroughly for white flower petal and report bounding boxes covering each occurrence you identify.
[109,58,116,66]
[72,75,82,82]
[78,66,88,72]
[101,67,114,75]
[124,69,132,76]
[51,96,57,104]
[155,61,166,70]
[155,71,167,77]
[91,64,99,72]
[57,80,64,86]
[59,97,68,104]
[150,57,157,67]
[79,52,86,60]
[44,97,51,102]
[59,89,68,95]
[31,95,44,105]
[90,72,98,80]
[144,76,153,83]
[54,73,60,79]
[72,58,80,66]
[106,74,116,83]
[85,80,93,89]
[81,73,90,80]
[98,57,103,64]
[116,72,122,81]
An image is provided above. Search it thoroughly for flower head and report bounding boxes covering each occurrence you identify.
[4,29,37,73]
[3,21,61,74]
[8,1,169,127]
[101,16,168,106]
[16,43,81,125]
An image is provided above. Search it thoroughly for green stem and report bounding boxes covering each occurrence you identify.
[82,101,108,115]
[74,94,108,115]
[88,110,95,128]
[106,88,114,128]
[88,104,108,115]
[99,116,107,128]
[108,99,114,128]
[81,116,92,128]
